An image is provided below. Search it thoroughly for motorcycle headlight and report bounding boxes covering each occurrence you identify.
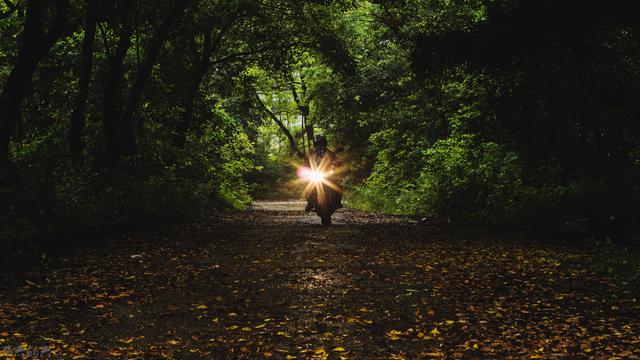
[309,170,325,182]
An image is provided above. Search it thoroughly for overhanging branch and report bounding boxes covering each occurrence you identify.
[210,41,313,65]
[253,89,304,158]
[0,0,18,20]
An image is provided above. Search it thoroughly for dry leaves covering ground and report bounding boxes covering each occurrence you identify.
[0,202,638,359]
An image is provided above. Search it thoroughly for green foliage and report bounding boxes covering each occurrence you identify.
[350,134,523,223]
[246,124,306,200]
[306,1,640,236]
[1,0,342,247]
[0,105,254,244]
[2,0,639,248]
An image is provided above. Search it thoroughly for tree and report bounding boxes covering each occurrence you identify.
[0,0,71,166]
[69,0,98,165]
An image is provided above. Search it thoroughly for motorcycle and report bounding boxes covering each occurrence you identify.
[298,150,343,226]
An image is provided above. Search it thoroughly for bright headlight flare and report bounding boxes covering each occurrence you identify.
[297,166,326,182]
[297,166,312,179]
[297,162,343,199]
[309,170,325,182]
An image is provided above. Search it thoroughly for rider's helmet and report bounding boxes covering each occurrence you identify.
[314,135,327,148]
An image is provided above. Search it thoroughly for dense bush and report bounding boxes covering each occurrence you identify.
[309,1,640,237]
[0,106,254,245]
[350,133,524,223]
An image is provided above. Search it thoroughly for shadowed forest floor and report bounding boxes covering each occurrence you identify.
[1,202,639,359]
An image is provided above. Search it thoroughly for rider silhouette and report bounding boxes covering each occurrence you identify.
[304,135,342,212]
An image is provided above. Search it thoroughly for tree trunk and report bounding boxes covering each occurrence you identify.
[172,30,213,149]
[69,0,98,165]
[289,72,312,155]
[173,21,233,148]
[117,1,183,157]
[102,2,133,167]
[0,0,69,166]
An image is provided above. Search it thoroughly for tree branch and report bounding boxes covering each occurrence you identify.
[288,72,309,117]
[253,89,304,158]
[0,0,18,20]
[210,41,312,65]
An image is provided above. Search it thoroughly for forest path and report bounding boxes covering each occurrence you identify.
[0,202,639,358]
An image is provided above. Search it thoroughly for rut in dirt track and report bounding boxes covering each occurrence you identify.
[0,201,638,359]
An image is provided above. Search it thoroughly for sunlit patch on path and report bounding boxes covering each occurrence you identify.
[251,200,307,211]
[0,203,638,358]
[250,200,348,225]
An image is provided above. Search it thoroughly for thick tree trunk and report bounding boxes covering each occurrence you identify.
[173,22,232,148]
[102,4,133,167]
[117,2,183,157]
[69,0,98,165]
[171,31,213,149]
[0,0,69,166]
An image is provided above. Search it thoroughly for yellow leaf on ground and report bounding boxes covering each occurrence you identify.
[426,351,444,357]
[333,347,346,352]
[195,305,207,310]
[386,330,402,340]
[430,327,440,336]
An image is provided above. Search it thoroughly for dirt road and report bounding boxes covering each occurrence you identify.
[0,202,638,358]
